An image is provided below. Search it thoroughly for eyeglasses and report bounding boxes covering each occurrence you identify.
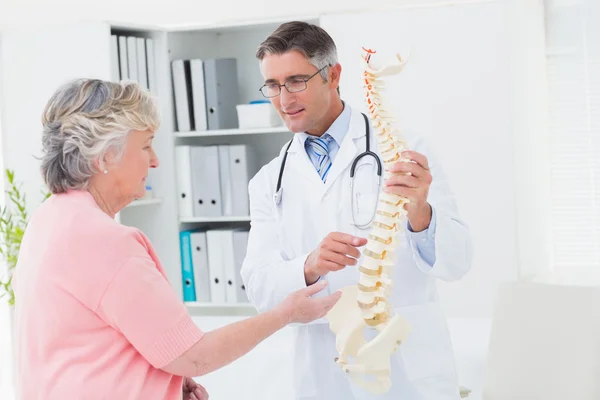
[259,65,329,98]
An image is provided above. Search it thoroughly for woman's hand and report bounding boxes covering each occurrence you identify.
[182,377,208,400]
[278,280,342,324]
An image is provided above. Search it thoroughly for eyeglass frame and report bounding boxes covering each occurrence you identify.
[258,65,330,98]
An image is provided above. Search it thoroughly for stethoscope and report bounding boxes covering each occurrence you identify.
[273,113,383,228]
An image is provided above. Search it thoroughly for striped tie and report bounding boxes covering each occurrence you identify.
[306,135,332,182]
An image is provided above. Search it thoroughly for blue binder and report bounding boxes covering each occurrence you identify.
[179,230,197,302]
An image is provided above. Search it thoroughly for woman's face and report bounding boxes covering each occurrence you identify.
[109,129,159,201]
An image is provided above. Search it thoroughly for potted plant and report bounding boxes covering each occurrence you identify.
[0,169,50,398]
[0,169,28,308]
[0,170,49,330]
[0,169,28,391]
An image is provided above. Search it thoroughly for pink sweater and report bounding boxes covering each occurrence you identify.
[12,190,204,399]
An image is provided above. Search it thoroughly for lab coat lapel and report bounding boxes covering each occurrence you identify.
[323,109,366,192]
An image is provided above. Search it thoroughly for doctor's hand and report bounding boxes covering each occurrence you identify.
[304,232,368,285]
[182,377,209,400]
[385,150,433,232]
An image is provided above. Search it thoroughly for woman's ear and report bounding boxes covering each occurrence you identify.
[96,148,117,174]
[92,157,104,174]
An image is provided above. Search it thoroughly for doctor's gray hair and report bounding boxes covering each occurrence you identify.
[256,21,339,84]
[40,78,160,194]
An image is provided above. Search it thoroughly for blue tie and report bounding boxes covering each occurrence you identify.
[306,135,332,182]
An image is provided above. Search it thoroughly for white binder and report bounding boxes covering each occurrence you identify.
[229,145,258,216]
[190,59,208,131]
[222,230,239,303]
[174,145,194,218]
[145,39,157,94]
[126,36,138,82]
[136,38,148,90]
[206,230,231,303]
[190,146,222,217]
[171,59,192,132]
[190,231,211,302]
[110,35,120,81]
[209,229,238,303]
[218,145,233,216]
[233,230,250,302]
[118,36,128,80]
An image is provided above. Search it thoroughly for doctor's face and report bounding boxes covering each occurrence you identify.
[260,51,340,135]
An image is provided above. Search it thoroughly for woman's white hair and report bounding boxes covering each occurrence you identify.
[40,78,160,194]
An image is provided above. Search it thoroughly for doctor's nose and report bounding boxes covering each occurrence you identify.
[279,86,297,107]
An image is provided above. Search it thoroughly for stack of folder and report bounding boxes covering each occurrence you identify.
[171,58,240,132]
[180,229,250,304]
[110,34,157,93]
[175,144,257,218]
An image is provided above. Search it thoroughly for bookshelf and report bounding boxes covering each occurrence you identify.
[180,216,252,223]
[125,198,163,208]
[185,302,258,317]
[174,126,288,138]
[84,19,315,317]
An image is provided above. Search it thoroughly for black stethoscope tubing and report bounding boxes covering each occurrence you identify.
[274,113,382,206]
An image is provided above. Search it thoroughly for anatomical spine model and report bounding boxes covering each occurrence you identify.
[326,48,412,394]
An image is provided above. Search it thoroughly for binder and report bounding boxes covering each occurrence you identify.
[146,39,157,94]
[229,145,258,216]
[126,36,138,82]
[218,145,233,216]
[203,58,240,130]
[233,230,250,302]
[190,59,208,131]
[206,230,230,303]
[174,145,194,218]
[136,37,148,90]
[190,146,222,217]
[221,230,239,303]
[179,230,196,302]
[190,231,211,302]
[171,59,193,132]
[118,36,129,80]
[110,35,120,81]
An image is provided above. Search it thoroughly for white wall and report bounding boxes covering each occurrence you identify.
[323,0,519,319]
[0,0,493,30]
[0,22,112,210]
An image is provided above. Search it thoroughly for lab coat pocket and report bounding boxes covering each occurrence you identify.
[394,301,456,382]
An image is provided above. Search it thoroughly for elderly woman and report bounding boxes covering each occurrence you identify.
[12,79,340,400]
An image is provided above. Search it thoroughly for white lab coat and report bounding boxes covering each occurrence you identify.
[240,106,472,400]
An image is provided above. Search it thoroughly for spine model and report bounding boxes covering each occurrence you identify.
[358,47,409,326]
[326,48,411,394]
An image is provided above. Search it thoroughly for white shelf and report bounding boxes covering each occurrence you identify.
[185,302,257,317]
[174,126,287,138]
[125,198,162,208]
[180,216,251,223]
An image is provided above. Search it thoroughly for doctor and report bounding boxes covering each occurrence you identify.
[240,21,472,400]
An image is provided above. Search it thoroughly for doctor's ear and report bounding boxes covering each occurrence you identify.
[328,63,342,89]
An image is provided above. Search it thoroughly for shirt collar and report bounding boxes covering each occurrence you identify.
[297,100,351,146]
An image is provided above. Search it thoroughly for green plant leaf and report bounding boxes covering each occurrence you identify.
[0,168,33,305]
